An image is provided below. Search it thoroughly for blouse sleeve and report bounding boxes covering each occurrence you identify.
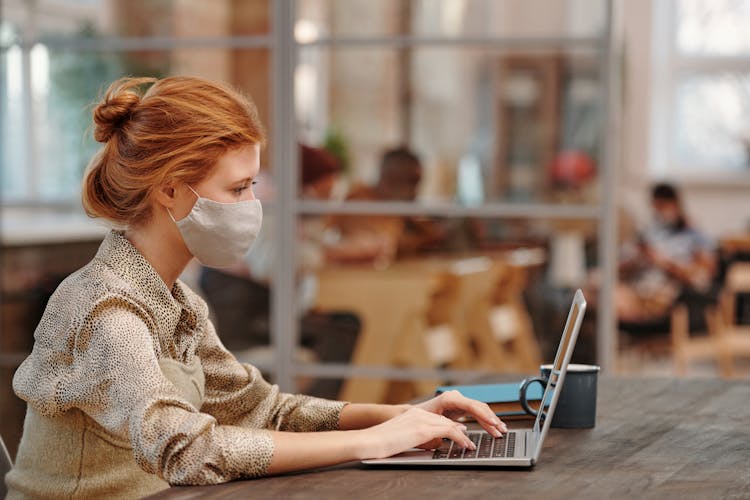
[196,318,348,432]
[61,300,284,485]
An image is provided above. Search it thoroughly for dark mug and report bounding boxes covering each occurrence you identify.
[519,364,600,428]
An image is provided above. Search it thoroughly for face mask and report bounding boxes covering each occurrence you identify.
[169,186,262,268]
[655,211,680,231]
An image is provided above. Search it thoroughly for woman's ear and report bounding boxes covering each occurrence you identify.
[153,181,178,209]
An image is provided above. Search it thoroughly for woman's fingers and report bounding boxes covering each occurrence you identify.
[403,406,509,452]
[441,391,508,437]
[421,411,474,450]
[416,437,445,450]
[443,424,475,450]
[464,400,507,437]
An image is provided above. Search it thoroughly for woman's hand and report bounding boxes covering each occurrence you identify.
[414,390,507,449]
[358,407,476,459]
[357,391,508,459]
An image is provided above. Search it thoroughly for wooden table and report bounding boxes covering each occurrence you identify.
[149,377,750,499]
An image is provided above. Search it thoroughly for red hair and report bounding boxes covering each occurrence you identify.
[82,76,265,226]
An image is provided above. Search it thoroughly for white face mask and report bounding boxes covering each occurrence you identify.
[169,186,262,268]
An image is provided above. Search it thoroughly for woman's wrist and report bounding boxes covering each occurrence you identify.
[338,403,412,430]
[388,404,412,419]
[351,428,380,460]
[373,404,411,426]
[350,407,408,460]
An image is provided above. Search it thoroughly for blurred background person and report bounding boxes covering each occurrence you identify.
[325,146,448,264]
[615,182,717,323]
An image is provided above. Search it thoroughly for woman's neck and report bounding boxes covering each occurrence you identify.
[124,218,192,289]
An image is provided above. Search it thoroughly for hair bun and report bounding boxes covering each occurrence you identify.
[92,77,156,143]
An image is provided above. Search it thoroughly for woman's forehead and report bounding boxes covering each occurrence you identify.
[212,145,260,181]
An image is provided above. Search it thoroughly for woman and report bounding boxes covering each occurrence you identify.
[5,77,506,499]
[617,183,717,321]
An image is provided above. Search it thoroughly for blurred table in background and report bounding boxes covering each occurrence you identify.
[315,249,545,403]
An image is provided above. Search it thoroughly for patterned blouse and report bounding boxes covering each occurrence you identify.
[12,230,347,485]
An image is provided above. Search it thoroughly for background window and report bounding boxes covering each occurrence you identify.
[653,0,750,176]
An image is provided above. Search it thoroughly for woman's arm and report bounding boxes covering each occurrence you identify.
[337,389,508,433]
[646,246,716,288]
[338,403,409,430]
[268,390,509,474]
[268,404,492,475]
[269,390,508,476]
[198,320,346,432]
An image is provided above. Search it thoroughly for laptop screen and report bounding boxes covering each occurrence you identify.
[533,290,586,435]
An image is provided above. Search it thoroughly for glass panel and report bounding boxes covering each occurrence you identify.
[0,46,29,200]
[200,264,272,351]
[673,72,750,171]
[1,14,21,47]
[296,0,606,40]
[34,47,270,200]
[296,0,405,39]
[298,214,598,390]
[412,0,605,39]
[676,0,750,56]
[297,46,602,204]
[3,0,270,41]
[299,376,346,400]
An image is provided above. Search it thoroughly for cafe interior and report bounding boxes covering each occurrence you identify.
[1,0,750,462]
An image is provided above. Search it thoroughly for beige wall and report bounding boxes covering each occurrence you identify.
[620,0,750,238]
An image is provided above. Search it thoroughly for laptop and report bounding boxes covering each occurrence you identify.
[363,289,587,468]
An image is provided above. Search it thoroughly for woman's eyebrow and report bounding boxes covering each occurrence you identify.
[232,176,254,185]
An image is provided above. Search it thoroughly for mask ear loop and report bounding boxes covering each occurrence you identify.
[167,185,201,223]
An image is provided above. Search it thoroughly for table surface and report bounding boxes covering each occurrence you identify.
[149,376,750,500]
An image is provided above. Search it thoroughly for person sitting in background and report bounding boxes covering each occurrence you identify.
[6,76,506,498]
[200,144,359,399]
[325,146,447,264]
[616,182,717,322]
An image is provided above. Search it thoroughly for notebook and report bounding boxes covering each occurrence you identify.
[435,381,547,418]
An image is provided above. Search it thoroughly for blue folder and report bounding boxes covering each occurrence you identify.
[435,381,549,417]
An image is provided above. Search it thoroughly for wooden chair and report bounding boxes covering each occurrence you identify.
[670,263,750,377]
[436,258,513,371]
[671,303,727,376]
[488,259,542,372]
[620,290,718,376]
[426,253,543,374]
[315,265,443,403]
[712,262,750,377]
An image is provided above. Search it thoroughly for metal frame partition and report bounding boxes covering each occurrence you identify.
[270,0,619,393]
[0,0,621,390]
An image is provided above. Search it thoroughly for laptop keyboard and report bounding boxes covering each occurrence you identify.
[432,431,516,460]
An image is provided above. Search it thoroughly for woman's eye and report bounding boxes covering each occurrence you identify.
[233,181,256,195]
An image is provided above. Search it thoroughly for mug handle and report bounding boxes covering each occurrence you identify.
[519,377,547,418]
